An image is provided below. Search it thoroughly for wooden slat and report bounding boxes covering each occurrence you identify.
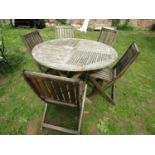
[42,123,78,135]
[59,81,70,103]
[42,79,52,98]
[114,42,140,77]
[98,27,117,46]
[75,82,80,106]
[24,76,41,96]
[35,79,49,97]
[52,80,65,101]
[35,79,47,97]
[45,98,77,107]
[78,84,87,134]
[44,79,57,100]
[22,31,43,53]
[55,26,74,39]
[68,82,76,104]
[89,67,113,82]
[25,70,79,83]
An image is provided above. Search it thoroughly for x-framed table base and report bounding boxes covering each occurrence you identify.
[46,69,115,105]
[88,77,115,105]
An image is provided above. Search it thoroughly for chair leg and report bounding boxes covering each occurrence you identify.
[40,103,80,134]
[111,83,115,101]
[78,84,87,134]
[104,91,115,105]
[90,77,115,105]
[40,103,48,130]
[88,79,103,96]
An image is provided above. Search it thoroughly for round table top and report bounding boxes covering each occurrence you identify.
[32,38,118,72]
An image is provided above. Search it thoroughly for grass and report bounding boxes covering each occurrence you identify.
[0,24,155,134]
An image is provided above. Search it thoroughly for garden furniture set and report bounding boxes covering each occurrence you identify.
[22,25,140,134]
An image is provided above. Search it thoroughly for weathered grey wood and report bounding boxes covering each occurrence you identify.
[88,42,140,105]
[22,31,43,52]
[22,31,49,72]
[113,43,140,77]
[111,83,115,100]
[42,123,78,135]
[45,97,77,107]
[78,84,87,134]
[23,70,87,134]
[23,70,81,106]
[90,67,113,82]
[98,27,117,46]
[90,77,115,105]
[32,38,118,72]
[111,69,116,100]
[41,103,48,130]
[55,25,74,39]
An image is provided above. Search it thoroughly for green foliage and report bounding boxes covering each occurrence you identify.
[150,24,155,31]
[56,19,67,25]
[112,19,134,31]
[117,24,134,31]
[112,19,120,27]
[97,118,109,134]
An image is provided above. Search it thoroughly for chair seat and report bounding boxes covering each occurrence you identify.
[89,67,113,82]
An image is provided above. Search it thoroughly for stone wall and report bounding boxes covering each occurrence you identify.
[0,19,155,30]
[69,19,112,26]
[47,19,155,30]
[126,19,155,29]
[137,19,155,29]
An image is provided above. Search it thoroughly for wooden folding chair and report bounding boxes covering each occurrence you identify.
[23,70,87,134]
[22,31,43,52]
[55,25,74,39]
[98,27,117,46]
[22,31,49,72]
[88,42,140,105]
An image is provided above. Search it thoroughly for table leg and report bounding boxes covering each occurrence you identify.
[71,72,83,79]
[85,97,92,104]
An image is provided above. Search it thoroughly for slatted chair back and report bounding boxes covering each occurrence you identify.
[98,27,117,46]
[114,42,140,78]
[23,70,81,107]
[22,31,43,52]
[55,25,74,39]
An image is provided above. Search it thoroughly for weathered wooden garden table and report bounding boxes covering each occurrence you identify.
[32,38,118,104]
[32,38,118,73]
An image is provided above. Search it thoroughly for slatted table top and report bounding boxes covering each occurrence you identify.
[32,38,118,72]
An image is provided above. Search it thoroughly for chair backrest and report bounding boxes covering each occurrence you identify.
[114,42,140,78]
[55,25,74,39]
[98,27,117,46]
[23,70,81,107]
[22,31,43,53]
